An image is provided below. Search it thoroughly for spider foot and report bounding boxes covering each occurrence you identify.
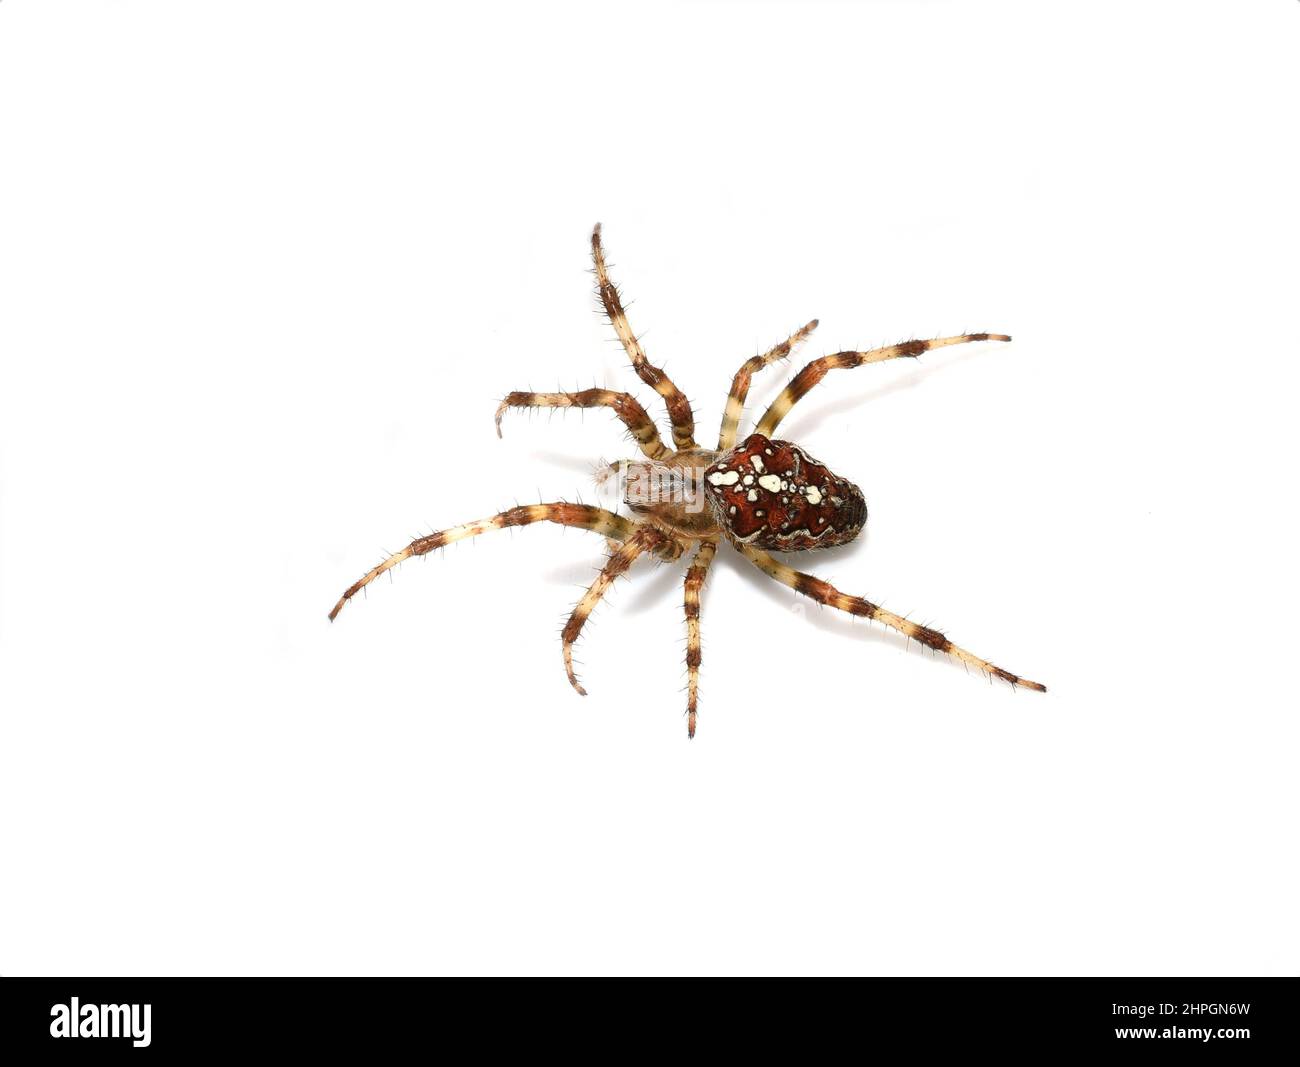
[562,645,588,697]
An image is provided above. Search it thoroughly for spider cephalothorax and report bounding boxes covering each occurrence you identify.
[330,224,1045,737]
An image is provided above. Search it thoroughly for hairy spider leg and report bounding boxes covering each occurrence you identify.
[736,543,1046,691]
[561,525,677,697]
[591,223,697,451]
[329,504,637,622]
[717,319,819,451]
[754,333,1011,438]
[682,540,718,738]
[496,388,671,461]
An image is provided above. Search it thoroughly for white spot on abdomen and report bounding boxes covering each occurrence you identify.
[708,470,740,487]
[757,474,782,493]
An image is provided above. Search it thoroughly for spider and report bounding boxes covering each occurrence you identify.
[329,224,1045,737]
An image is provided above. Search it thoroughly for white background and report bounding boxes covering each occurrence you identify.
[1,1,1297,977]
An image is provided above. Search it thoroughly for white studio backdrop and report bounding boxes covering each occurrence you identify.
[1,1,1297,976]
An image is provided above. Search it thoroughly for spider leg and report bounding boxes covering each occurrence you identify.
[682,540,718,738]
[329,504,637,622]
[495,388,672,461]
[754,333,1011,438]
[561,526,673,697]
[736,543,1046,692]
[717,320,819,451]
[590,223,697,450]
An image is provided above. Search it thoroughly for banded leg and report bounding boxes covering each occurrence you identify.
[754,333,1011,438]
[683,540,718,738]
[329,504,637,622]
[591,223,697,450]
[717,319,819,451]
[561,526,675,696]
[736,543,1046,691]
[496,388,671,461]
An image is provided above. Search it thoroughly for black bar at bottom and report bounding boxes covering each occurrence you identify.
[0,976,1293,1056]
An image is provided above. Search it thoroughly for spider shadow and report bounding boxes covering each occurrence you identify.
[538,548,684,605]
[774,344,987,442]
[527,448,601,480]
[722,547,1013,685]
[605,528,902,652]
[717,542,907,647]
[717,549,993,691]
[622,554,691,611]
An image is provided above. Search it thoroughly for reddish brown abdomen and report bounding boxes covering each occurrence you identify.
[703,434,866,550]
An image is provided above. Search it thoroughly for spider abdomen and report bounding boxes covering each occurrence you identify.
[704,433,866,550]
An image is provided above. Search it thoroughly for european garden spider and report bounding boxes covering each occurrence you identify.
[330,225,1045,737]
